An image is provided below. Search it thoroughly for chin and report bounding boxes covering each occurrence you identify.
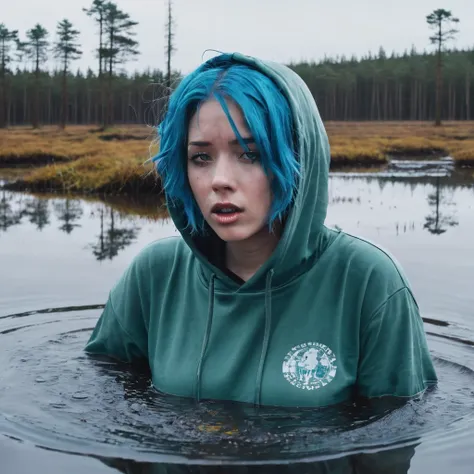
[213,228,255,242]
[210,223,267,243]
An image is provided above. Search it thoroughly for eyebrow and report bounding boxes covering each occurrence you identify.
[188,137,255,147]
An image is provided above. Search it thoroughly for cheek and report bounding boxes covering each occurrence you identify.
[187,169,210,209]
[251,172,273,209]
[187,169,201,195]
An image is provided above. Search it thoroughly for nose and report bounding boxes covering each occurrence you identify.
[211,156,236,193]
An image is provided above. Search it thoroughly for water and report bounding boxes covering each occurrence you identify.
[0,161,473,473]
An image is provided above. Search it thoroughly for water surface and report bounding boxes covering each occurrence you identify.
[1,161,473,473]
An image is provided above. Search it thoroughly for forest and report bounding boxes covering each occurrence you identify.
[0,2,472,127]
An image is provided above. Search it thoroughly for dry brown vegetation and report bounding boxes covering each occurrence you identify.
[0,125,160,193]
[1,122,473,195]
[326,121,474,164]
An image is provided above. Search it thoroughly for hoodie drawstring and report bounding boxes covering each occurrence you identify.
[195,270,274,406]
[195,273,215,401]
[254,269,274,407]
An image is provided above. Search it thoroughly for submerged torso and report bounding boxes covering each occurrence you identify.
[86,229,436,407]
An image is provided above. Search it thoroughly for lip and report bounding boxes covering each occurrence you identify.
[211,212,241,225]
[210,202,243,225]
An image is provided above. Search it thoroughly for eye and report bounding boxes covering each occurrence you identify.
[239,151,260,163]
[189,152,212,165]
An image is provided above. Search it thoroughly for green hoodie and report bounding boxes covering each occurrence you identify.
[86,53,437,407]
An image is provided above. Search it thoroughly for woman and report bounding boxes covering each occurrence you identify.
[86,52,437,407]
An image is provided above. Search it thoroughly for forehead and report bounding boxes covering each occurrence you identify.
[187,99,250,141]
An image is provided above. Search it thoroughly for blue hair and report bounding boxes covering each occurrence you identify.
[153,54,299,234]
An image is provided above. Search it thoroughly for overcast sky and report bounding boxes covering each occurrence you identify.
[3,0,473,75]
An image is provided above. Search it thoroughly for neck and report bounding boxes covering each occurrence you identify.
[225,226,281,281]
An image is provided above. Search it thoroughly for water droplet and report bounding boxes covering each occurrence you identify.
[50,403,67,409]
[72,392,89,400]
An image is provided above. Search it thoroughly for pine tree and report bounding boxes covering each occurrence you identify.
[25,24,49,128]
[0,25,18,128]
[165,0,176,89]
[53,19,82,129]
[426,9,460,126]
[102,2,139,127]
[83,0,108,125]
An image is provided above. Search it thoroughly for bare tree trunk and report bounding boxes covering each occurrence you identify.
[9,91,14,125]
[6,83,12,126]
[421,82,426,120]
[105,35,113,128]
[398,83,403,120]
[74,91,78,124]
[87,87,91,123]
[60,64,67,129]
[166,0,173,88]
[33,50,40,128]
[23,83,27,123]
[452,84,456,120]
[371,80,376,120]
[121,94,125,122]
[47,85,52,124]
[466,71,471,120]
[0,75,5,128]
[82,89,86,124]
[435,43,442,126]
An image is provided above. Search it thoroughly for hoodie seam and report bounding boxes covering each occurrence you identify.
[341,231,418,305]
[363,287,413,337]
[108,296,146,358]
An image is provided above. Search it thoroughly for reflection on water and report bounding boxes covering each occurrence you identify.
[0,191,167,261]
[89,208,140,261]
[424,176,459,235]
[54,199,84,234]
[326,169,473,239]
[0,190,23,231]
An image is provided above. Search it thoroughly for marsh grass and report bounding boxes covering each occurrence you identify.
[1,122,473,195]
[325,121,474,164]
[1,125,160,194]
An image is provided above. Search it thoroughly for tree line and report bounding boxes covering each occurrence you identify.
[0,0,176,129]
[292,46,473,122]
[1,6,471,127]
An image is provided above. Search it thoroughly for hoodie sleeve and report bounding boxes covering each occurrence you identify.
[85,253,150,362]
[357,287,437,399]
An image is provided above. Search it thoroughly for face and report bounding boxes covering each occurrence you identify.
[187,99,273,242]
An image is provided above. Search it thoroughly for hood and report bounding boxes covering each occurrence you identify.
[167,52,332,292]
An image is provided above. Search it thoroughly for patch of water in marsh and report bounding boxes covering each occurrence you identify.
[0,163,473,472]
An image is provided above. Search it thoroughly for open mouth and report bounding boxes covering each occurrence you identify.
[211,203,243,214]
[210,203,243,224]
[213,207,240,214]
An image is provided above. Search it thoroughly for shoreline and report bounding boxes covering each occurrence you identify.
[1,122,473,195]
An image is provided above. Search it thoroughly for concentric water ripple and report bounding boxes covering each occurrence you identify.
[0,306,474,466]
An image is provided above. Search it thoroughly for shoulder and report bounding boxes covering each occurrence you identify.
[130,236,191,274]
[334,230,411,288]
[326,230,416,316]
